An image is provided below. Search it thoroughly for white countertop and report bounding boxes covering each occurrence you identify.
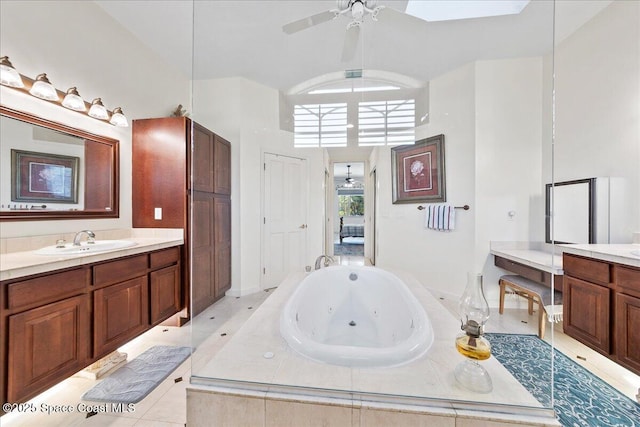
[560,244,640,268]
[490,242,564,275]
[0,231,183,281]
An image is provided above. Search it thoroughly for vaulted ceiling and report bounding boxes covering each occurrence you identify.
[95,1,611,92]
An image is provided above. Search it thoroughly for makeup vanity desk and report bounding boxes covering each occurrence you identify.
[490,242,564,291]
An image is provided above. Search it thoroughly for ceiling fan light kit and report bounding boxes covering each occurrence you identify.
[282,0,388,62]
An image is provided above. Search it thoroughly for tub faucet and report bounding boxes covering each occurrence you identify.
[73,230,96,246]
[314,255,335,270]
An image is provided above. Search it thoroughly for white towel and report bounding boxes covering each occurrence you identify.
[424,204,455,231]
[544,304,564,323]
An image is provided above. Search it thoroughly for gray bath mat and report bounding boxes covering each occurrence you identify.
[82,345,191,403]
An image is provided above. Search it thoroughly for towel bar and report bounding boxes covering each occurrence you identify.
[417,204,469,211]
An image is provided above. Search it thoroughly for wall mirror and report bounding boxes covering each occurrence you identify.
[0,106,119,220]
[545,178,596,244]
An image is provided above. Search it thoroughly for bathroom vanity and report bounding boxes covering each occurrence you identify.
[490,242,564,291]
[0,235,183,407]
[561,245,640,376]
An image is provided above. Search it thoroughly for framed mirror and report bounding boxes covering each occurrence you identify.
[0,106,119,220]
[545,178,596,244]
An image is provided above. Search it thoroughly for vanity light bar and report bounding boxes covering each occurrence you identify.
[0,56,128,127]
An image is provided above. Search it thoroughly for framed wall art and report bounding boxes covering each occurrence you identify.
[11,149,79,203]
[391,134,446,204]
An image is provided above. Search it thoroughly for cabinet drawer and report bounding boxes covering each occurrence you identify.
[616,265,640,297]
[150,246,180,269]
[494,256,544,284]
[7,268,89,312]
[563,254,610,286]
[93,254,148,288]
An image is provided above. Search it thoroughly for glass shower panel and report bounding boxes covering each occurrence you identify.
[189,0,563,422]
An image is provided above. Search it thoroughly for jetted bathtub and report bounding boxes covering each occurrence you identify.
[280,265,434,367]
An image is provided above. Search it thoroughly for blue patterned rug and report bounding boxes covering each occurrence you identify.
[487,333,640,427]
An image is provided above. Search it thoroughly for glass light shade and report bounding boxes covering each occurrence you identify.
[88,98,109,120]
[454,272,493,393]
[61,87,86,111]
[29,73,59,101]
[458,272,490,329]
[0,56,24,88]
[109,107,128,127]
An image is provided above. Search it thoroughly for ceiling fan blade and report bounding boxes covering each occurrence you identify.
[341,25,360,62]
[283,10,337,34]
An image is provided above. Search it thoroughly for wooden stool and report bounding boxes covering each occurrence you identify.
[498,275,562,339]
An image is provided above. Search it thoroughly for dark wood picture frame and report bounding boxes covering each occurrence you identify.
[11,149,79,204]
[545,178,596,244]
[391,134,446,204]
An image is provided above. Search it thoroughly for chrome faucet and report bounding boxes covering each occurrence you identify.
[314,255,335,270]
[73,230,96,246]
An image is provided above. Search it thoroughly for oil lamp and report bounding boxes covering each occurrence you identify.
[454,272,492,393]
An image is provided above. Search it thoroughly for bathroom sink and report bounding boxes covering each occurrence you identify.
[35,240,137,255]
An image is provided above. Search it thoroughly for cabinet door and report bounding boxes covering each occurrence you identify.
[564,275,611,354]
[150,264,181,325]
[615,293,640,375]
[214,135,231,195]
[214,195,232,298]
[191,192,216,315]
[94,276,149,358]
[132,117,188,228]
[8,295,90,402]
[193,122,215,193]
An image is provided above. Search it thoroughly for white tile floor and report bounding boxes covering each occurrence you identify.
[2,257,638,426]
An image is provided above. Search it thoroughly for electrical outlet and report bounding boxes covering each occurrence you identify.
[154,207,162,220]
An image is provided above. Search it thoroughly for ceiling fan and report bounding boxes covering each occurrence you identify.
[346,165,355,183]
[282,0,421,62]
[344,165,357,187]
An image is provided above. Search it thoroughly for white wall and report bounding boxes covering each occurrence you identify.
[370,57,546,303]
[0,0,191,238]
[552,0,640,243]
[371,63,478,299]
[193,77,326,296]
[474,57,545,302]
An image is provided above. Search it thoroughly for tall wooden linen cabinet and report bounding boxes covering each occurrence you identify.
[132,117,231,319]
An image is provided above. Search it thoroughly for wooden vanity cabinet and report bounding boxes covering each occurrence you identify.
[150,247,182,326]
[614,265,640,374]
[0,246,182,407]
[563,275,611,354]
[133,117,231,318]
[4,267,91,403]
[563,253,640,375]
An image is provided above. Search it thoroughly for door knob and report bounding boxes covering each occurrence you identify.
[299,224,307,229]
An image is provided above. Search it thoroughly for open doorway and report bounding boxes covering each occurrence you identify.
[333,162,365,257]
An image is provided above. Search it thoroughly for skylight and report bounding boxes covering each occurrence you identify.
[405,0,530,22]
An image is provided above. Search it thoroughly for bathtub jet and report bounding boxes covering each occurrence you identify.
[280,265,434,368]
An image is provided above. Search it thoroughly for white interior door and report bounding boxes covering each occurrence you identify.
[262,153,307,288]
